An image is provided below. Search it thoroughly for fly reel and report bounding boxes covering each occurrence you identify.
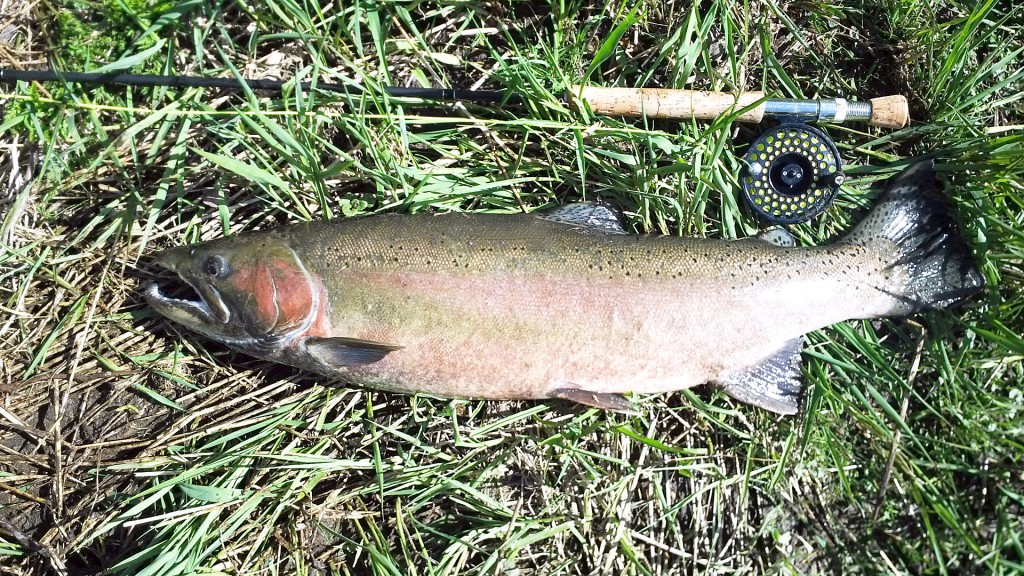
[741,123,845,225]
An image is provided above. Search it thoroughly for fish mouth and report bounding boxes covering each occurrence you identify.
[145,270,231,326]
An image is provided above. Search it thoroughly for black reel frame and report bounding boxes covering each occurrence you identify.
[740,121,845,226]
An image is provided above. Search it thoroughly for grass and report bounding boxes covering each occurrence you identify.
[1,0,1022,574]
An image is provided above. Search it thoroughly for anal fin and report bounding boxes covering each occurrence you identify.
[307,336,403,367]
[716,338,804,415]
[552,387,635,413]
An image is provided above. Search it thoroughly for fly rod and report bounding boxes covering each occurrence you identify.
[0,69,909,128]
[1,68,911,225]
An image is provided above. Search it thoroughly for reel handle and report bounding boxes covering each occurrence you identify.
[569,85,767,122]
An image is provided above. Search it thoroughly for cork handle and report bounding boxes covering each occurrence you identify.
[868,95,910,128]
[570,85,767,122]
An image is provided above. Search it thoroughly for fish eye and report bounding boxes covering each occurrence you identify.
[202,255,229,278]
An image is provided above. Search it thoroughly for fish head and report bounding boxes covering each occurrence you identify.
[145,238,320,348]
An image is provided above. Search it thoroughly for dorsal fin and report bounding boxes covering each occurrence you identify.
[538,202,628,235]
[756,228,797,247]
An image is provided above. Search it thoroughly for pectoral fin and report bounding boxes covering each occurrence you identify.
[306,337,403,367]
[716,338,804,415]
[551,387,635,413]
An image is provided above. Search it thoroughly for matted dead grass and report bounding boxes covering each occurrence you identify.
[1,1,1022,575]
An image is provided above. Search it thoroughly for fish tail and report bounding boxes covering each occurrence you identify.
[843,160,984,314]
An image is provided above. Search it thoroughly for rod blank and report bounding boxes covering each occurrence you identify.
[0,69,514,103]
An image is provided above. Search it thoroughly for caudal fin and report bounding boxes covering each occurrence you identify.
[842,161,984,314]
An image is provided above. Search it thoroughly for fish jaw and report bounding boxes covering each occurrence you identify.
[145,247,246,342]
[145,282,229,328]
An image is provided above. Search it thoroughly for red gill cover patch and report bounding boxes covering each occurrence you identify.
[263,248,315,333]
[228,246,315,336]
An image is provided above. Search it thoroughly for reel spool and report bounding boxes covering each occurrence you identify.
[741,123,844,225]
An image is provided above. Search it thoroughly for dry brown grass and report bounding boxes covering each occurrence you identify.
[1,1,1022,575]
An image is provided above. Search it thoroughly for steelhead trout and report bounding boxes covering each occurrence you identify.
[145,162,983,414]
